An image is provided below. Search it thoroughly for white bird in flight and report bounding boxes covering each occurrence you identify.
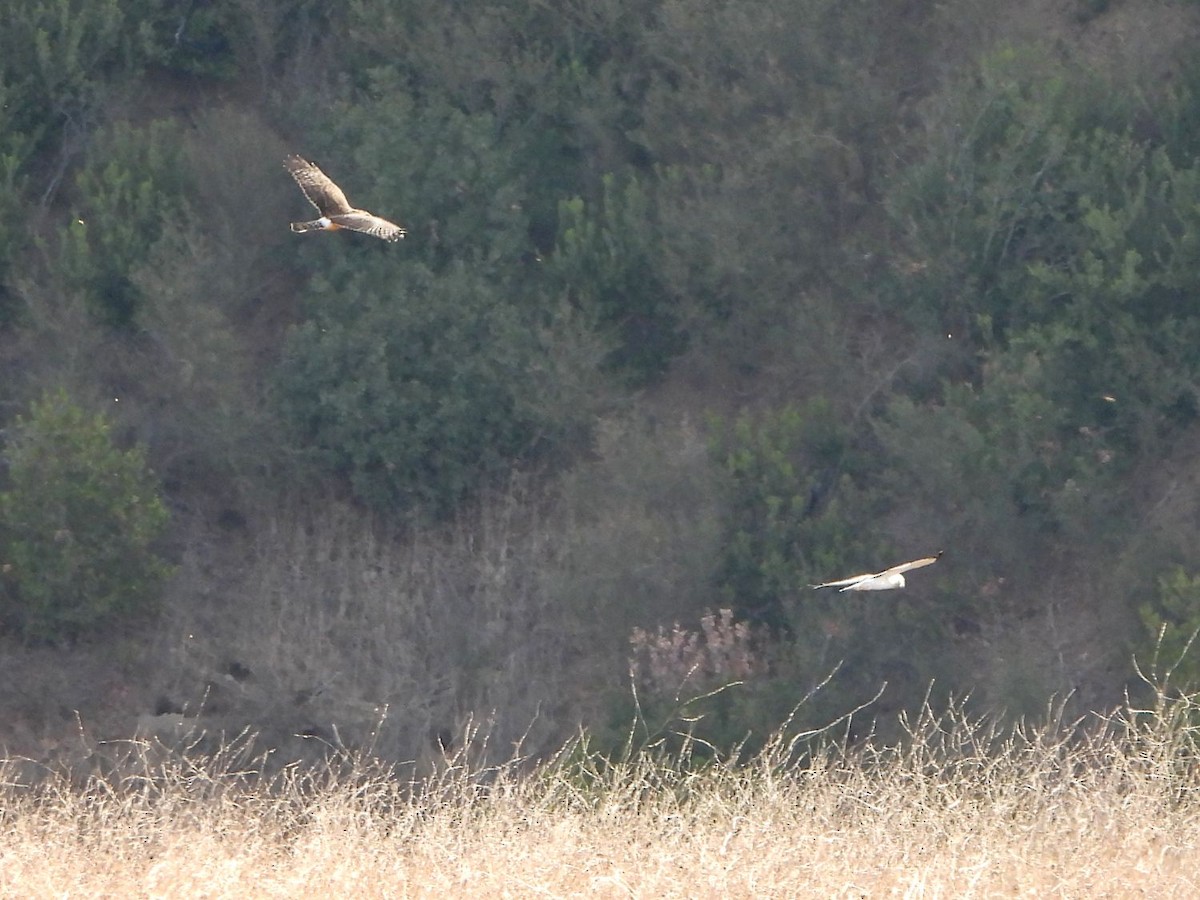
[811,551,943,593]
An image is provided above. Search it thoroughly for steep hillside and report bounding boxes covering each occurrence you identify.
[1,0,1200,769]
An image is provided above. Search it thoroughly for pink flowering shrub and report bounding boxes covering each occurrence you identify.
[629,608,763,698]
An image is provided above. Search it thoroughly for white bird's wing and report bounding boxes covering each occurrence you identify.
[878,551,943,577]
[811,571,881,590]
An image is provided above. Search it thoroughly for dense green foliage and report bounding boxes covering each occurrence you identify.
[1139,567,1200,690]
[711,402,866,629]
[276,262,598,517]
[59,120,191,326]
[0,391,171,642]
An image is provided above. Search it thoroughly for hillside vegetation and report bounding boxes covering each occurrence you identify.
[2,0,1200,765]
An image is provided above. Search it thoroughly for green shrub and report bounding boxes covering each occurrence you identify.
[710,400,872,630]
[883,48,1135,341]
[58,119,190,327]
[134,0,239,80]
[275,263,600,520]
[0,0,127,145]
[880,49,1200,563]
[0,390,172,642]
[1138,566,1200,690]
[549,175,685,383]
[0,151,27,324]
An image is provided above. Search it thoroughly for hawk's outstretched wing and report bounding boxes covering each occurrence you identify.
[285,155,353,216]
[329,211,406,242]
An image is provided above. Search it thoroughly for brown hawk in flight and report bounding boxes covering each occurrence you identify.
[284,155,406,242]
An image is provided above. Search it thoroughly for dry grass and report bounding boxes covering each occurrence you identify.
[2,684,1199,898]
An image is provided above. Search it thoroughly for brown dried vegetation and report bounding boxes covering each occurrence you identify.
[2,682,1199,897]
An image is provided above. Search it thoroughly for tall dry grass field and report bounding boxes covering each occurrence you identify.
[2,690,1198,898]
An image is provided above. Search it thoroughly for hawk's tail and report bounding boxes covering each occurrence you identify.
[290,220,325,234]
